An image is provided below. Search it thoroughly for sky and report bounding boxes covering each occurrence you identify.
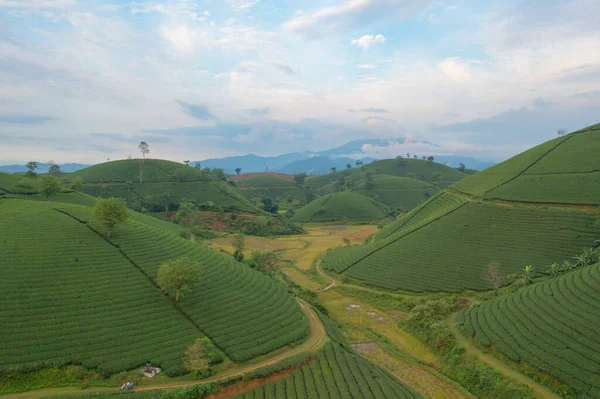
[1,0,599,165]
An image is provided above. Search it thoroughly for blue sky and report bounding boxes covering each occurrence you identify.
[1,0,599,164]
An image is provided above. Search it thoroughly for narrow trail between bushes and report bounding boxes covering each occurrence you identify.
[316,260,336,292]
[448,314,561,399]
[3,301,325,399]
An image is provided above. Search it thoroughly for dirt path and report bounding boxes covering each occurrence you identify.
[3,301,326,399]
[316,260,336,292]
[448,314,561,399]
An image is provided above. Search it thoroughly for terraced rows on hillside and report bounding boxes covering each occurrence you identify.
[322,126,600,292]
[233,342,422,399]
[234,175,307,208]
[292,191,388,222]
[0,198,309,377]
[0,200,201,376]
[457,263,600,398]
[57,204,308,362]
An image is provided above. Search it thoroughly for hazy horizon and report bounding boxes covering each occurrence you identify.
[1,0,599,164]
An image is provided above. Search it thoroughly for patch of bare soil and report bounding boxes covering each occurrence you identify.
[353,342,377,353]
[206,358,314,399]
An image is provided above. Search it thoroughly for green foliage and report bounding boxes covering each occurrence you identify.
[261,197,279,214]
[40,174,63,199]
[48,163,61,175]
[183,338,217,376]
[92,197,129,236]
[246,251,282,275]
[292,191,389,222]
[0,201,201,377]
[13,177,37,195]
[157,257,202,302]
[176,202,196,219]
[458,262,600,398]
[237,216,305,237]
[71,175,84,192]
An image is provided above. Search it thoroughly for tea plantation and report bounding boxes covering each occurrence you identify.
[353,175,439,210]
[322,126,600,292]
[234,175,307,208]
[0,198,309,376]
[71,160,259,212]
[291,191,389,222]
[457,263,600,398]
[232,342,422,399]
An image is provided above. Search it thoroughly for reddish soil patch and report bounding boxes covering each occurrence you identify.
[206,357,314,399]
[230,172,294,182]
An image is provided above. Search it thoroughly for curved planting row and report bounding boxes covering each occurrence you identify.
[457,263,600,398]
[233,342,422,399]
[58,204,309,362]
[324,201,599,292]
[0,200,201,376]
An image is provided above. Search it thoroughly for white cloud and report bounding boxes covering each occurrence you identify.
[357,64,377,69]
[283,0,433,38]
[438,57,471,82]
[160,25,197,53]
[351,34,385,49]
[0,0,74,8]
[226,0,261,11]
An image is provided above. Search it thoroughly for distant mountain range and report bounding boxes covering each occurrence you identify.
[197,138,495,175]
[0,162,90,174]
[0,138,495,175]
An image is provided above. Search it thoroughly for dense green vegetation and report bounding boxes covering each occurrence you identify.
[232,342,421,399]
[457,262,600,398]
[291,191,389,222]
[0,198,308,379]
[71,160,259,213]
[322,126,600,292]
[234,175,308,208]
[353,174,439,209]
[0,200,201,377]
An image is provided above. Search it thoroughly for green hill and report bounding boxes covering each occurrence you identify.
[0,198,308,376]
[322,124,600,292]
[71,159,259,213]
[306,158,467,194]
[235,175,308,208]
[457,262,600,398]
[353,175,438,210]
[292,191,389,223]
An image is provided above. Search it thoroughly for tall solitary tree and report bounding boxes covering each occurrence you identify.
[330,167,337,173]
[293,173,306,187]
[355,160,363,167]
[92,197,129,237]
[557,128,567,136]
[458,162,466,172]
[194,162,202,170]
[25,161,39,178]
[235,167,242,175]
[138,141,150,183]
[40,175,62,199]
[183,160,190,166]
[157,257,201,302]
[427,156,435,162]
[48,163,61,175]
[14,178,36,195]
[183,338,210,376]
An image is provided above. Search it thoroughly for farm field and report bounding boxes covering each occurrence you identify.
[232,342,422,399]
[233,175,307,209]
[291,191,389,222]
[0,198,309,381]
[353,175,439,210]
[456,263,600,399]
[321,126,600,292]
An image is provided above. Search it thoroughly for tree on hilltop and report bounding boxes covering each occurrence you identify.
[157,257,201,302]
[422,156,426,160]
[346,163,351,170]
[48,163,61,175]
[40,175,62,199]
[413,154,418,159]
[235,167,242,175]
[557,128,567,136]
[194,162,201,170]
[458,162,466,172]
[25,161,39,178]
[183,160,190,166]
[92,197,129,237]
[427,156,435,163]
[330,167,337,173]
[138,141,149,183]
[294,173,306,187]
[355,160,363,167]
[14,177,36,195]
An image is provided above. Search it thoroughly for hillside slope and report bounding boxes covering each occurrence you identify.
[322,124,600,292]
[292,191,389,223]
[71,160,259,212]
[0,198,308,376]
[353,175,439,210]
[234,175,307,208]
[457,262,600,399]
